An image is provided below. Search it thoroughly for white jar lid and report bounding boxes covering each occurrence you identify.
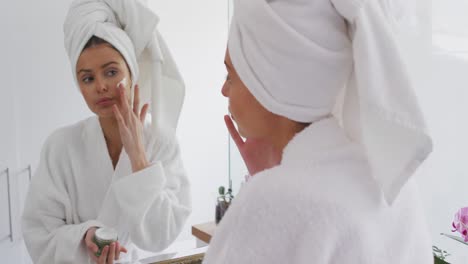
[95,227,118,241]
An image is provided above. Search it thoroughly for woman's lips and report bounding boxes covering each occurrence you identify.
[96,98,114,106]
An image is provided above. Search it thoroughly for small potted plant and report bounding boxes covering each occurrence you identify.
[433,246,450,264]
[215,186,234,224]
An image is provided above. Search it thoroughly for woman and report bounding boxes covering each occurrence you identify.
[21,1,191,263]
[203,0,433,263]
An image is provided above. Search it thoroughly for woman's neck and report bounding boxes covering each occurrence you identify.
[98,116,122,150]
[269,119,309,153]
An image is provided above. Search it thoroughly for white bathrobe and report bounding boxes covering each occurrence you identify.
[203,117,432,264]
[22,116,191,264]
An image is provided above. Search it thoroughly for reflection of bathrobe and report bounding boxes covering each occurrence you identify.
[22,116,191,264]
[203,117,432,264]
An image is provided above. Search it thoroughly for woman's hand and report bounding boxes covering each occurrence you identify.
[224,115,281,176]
[84,227,128,264]
[113,83,150,172]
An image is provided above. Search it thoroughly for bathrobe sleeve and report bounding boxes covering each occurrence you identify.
[22,131,104,264]
[97,131,191,252]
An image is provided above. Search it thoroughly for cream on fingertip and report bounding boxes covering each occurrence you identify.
[117,77,127,88]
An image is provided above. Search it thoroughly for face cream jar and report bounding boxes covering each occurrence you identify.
[93,227,118,257]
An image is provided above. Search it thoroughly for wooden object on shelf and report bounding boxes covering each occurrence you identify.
[191,222,216,244]
[150,253,204,264]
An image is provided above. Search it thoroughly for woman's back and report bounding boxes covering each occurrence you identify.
[203,118,432,264]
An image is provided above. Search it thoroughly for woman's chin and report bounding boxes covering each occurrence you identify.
[95,109,116,119]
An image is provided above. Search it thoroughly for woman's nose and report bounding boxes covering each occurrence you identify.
[95,77,109,93]
[221,81,229,97]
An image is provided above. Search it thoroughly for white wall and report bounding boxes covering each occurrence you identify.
[433,0,468,36]
[417,49,468,263]
[416,3,468,263]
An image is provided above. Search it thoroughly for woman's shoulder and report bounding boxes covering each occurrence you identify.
[242,154,382,217]
[229,166,368,237]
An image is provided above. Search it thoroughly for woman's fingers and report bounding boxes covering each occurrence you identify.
[98,246,109,264]
[85,239,98,261]
[140,103,149,123]
[113,105,126,129]
[114,242,128,260]
[84,228,99,262]
[87,243,98,254]
[107,243,115,264]
[118,83,131,120]
[85,231,98,253]
[133,85,140,116]
[114,242,120,260]
[120,245,128,254]
[224,115,244,148]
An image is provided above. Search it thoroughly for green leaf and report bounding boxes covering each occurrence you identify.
[434,256,450,264]
[441,233,468,246]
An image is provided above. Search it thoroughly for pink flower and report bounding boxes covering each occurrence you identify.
[452,207,468,242]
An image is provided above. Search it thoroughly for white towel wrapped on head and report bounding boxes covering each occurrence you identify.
[64,0,185,134]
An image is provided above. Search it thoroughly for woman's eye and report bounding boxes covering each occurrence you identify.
[106,69,118,77]
[82,76,94,83]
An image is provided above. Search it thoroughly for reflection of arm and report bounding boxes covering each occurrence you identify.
[98,132,191,252]
[22,132,103,264]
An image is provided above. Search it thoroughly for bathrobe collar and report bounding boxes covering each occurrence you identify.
[281,116,355,168]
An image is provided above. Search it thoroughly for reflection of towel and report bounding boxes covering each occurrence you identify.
[228,0,432,204]
[64,0,185,134]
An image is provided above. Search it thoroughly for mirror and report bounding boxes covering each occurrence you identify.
[1,0,231,262]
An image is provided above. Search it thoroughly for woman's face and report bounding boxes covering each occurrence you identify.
[222,49,277,138]
[76,44,132,118]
